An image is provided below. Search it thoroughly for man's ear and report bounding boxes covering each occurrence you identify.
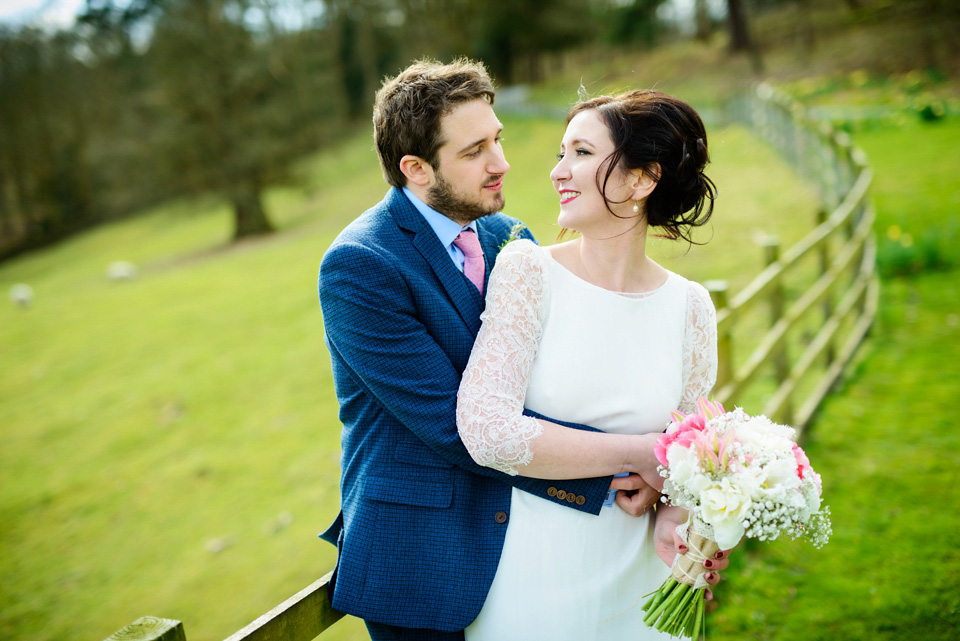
[399,155,435,187]
[629,164,660,201]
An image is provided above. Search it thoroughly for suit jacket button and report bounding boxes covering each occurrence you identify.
[547,487,557,497]
[495,511,508,524]
[566,493,576,503]
[556,490,567,500]
[576,495,586,506]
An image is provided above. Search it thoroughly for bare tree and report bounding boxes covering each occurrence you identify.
[0,28,99,257]
[726,0,764,73]
[694,0,714,42]
[149,0,344,239]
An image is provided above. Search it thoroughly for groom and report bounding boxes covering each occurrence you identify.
[317,58,653,640]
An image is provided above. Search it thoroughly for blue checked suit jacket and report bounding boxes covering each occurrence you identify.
[317,187,612,631]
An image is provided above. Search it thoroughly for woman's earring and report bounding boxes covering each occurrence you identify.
[632,201,640,214]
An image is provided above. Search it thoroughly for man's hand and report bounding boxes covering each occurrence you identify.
[611,473,661,517]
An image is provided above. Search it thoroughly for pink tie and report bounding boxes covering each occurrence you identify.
[453,229,485,294]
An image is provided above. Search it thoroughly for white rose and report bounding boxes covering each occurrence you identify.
[732,461,765,496]
[686,471,714,497]
[700,478,752,549]
[666,444,699,486]
[761,455,802,492]
[736,415,796,452]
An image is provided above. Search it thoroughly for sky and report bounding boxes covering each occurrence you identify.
[0,0,724,33]
[0,0,87,28]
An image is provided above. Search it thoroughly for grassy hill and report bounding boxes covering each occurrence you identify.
[2,3,959,639]
[0,112,821,641]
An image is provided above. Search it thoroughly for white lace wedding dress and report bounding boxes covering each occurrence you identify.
[457,239,717,641]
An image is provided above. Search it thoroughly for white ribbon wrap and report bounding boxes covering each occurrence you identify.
[671,516,721,591]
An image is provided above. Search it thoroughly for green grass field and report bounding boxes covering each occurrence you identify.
[708,116,960,640]
[0,114,815,641]
[2,100,959,641]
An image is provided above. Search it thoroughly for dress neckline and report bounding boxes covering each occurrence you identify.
[541,247,674,300]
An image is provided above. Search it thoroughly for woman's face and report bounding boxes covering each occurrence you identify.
[549,109,637,235]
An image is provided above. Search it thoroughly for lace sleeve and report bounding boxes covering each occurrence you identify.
[679,281,718,414]
[456,239,546,476]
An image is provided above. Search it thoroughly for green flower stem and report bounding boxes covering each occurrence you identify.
[643,579,684,625]
[660,584,697,631]
[641,578,676,623]
[694,591,705,640]
[681,590,704,638]
[682,605,696,638]
[641,581,707,639]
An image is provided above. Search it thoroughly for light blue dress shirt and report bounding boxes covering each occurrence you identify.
[403,187,478,273]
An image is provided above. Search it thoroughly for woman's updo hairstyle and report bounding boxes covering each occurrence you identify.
[567,89,716,242]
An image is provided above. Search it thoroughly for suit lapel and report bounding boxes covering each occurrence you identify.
[387,189,484,335]
[476,221,503,289]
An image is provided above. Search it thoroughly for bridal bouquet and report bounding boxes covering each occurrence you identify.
[642,397,831,639]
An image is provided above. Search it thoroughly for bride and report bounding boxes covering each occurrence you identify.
[457,89,726,640]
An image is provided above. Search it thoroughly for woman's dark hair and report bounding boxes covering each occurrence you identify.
[567,89,717,242]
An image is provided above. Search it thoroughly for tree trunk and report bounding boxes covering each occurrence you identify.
[694,0,713,41]
[355,3,379,112]
[727,0,765,73]
[0,166,16,251]
[230,180,274,239]
[796,0,815,62]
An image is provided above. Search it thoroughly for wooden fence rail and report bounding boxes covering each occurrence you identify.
[711,83,878,429]
[102,83,878,641]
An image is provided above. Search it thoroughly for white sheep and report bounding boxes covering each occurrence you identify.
[9,283,34,308]
[106,261,138,282]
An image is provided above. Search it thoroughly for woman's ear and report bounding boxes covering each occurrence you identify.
[629,164,660,201]
[399,155,434,187]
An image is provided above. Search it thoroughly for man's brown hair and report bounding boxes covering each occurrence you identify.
[373,58,496,188]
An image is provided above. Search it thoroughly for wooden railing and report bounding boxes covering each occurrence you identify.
[104,572,343,641]
[707,83,878,431]
[102,83,877,641]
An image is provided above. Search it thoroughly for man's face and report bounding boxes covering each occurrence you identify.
[426,98,510,225]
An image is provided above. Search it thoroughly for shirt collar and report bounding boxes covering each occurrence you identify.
[403,187,478,248]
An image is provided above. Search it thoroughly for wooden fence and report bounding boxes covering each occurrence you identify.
[102,83,878,641]
[708,82,878,430]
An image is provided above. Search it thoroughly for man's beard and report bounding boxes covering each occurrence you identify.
[426,172,504,224]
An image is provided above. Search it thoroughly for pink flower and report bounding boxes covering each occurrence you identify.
[691,426,733,473]
[656,414,708,465]
[792,443,811,480]
[677,413,707,434]
[655,431,677,466]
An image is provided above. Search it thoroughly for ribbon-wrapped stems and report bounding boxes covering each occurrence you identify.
[641,517,719,640]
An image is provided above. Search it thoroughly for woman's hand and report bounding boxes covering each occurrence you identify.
[612,432,671,516]
[654,505,731,599]
[611,474,660,516]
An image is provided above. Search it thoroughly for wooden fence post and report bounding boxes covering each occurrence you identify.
[815,207,837,367]
[103,617,186,641]
[818,122,840,210]
[758,236,793,424]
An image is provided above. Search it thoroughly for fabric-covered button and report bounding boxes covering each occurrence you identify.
[494,511,508,524]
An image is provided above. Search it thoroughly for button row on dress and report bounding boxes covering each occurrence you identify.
[547,487,586,506]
